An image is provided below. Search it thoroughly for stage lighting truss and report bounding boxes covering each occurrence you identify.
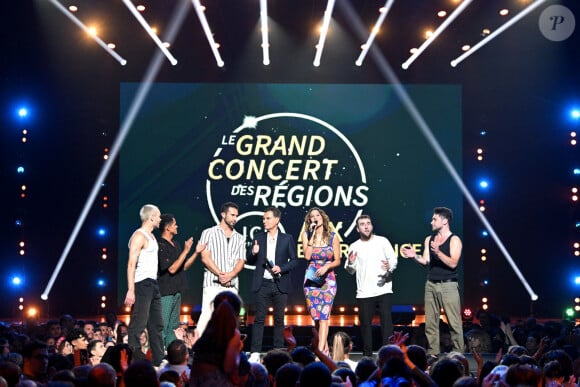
[44,0,552,68]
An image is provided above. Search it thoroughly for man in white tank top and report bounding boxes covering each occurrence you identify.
[124,204,165,366]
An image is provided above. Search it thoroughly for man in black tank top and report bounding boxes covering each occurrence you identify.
[402,207,464,356]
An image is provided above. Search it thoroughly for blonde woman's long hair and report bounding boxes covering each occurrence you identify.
[331,331,353,362]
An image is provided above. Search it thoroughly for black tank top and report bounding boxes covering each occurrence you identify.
[428,234,458,281]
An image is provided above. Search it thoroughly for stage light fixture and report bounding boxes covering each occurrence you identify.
[479,180,489,189]
[27,307,38,318]
[17,166,24,174]
[313,0,336,67]
[402,0,473,70]
[12,276,22,286]
[260,0,270,66]
[461,308,473,321]
[451,0,547,67]
[499,9,509,16]
[355,0,394,67]
[18,108,28,118]
[483,279,489,285]
[438,10,447,18]
[97,228,107,237]
[192,0,224,67]
[97,279,106,287]
[572,109,580,120]
[48,0,127,65]
[122,0,177,65]
[573,168,580,175]
[574,276,580,285]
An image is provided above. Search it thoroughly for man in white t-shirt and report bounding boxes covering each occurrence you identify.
[345,214,397,356]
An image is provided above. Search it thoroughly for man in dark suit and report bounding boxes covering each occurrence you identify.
[247,206,299,361]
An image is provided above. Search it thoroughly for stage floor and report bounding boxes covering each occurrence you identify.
[114,313,427,328]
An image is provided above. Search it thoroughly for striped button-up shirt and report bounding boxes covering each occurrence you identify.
[199,225,246,289]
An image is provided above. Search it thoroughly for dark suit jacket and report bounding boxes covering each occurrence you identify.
[246,231,298,294]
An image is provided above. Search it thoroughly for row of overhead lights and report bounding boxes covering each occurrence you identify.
[58,1,526,69]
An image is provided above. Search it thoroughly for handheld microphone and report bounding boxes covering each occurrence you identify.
[266,259,281,279]
[309,221,318,232]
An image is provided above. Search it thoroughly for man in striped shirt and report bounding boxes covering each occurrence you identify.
[196,202,246,335]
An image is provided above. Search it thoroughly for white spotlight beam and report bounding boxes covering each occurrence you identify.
[192,0,225,67]
[47,0,127,65]
[402,0,473,70]
[313,0,336,67]
[339,0,538,301]
[355,0,395,67]
[122,0,178,66]
[41,0,191,301]
[260,0,270,66]
[451,0,547,67]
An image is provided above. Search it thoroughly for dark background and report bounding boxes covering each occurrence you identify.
[1,0,579,320]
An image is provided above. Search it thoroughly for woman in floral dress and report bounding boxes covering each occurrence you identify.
[302,207,342,353]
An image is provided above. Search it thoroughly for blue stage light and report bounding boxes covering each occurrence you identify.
[15,219,22,227]
[572,109,580,120]
[97,228,107,237]
[479,180,489,189]
[481,230,489,237]
[97,279,106,287]
[575,276,580,285]
[17,166,25,174]
[480,130,487,136]
[18,108,28,118]
[483,279,489,286]
[11,276,22,286]
[574,168,580,175]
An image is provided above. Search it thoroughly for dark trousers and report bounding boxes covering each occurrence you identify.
[128,278,164,366]
[358,293,393,356]
[251,280,288,353]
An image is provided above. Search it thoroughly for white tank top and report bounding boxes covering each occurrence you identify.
[132,229,158,282]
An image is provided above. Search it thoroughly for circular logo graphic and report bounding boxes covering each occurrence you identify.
[205,112,369,243]
[538,5,575,42]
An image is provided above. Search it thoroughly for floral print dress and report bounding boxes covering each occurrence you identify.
[303,232,337,320]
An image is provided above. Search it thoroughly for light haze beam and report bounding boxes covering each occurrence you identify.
[41,0,190,300]
[339,0,538,301]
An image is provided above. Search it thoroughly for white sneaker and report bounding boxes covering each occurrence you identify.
[248,352,261,363]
